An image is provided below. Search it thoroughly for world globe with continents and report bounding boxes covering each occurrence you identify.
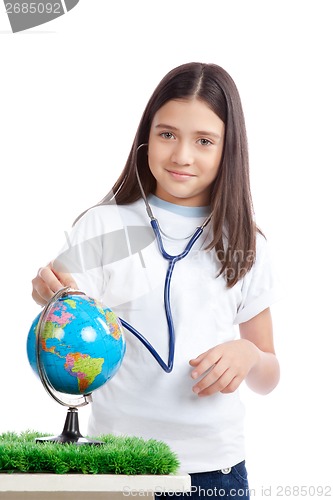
[27,292,126,395]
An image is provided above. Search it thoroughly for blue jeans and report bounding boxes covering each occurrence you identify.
[156,461,250,500]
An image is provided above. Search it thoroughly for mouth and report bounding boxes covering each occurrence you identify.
[166,169,195,180]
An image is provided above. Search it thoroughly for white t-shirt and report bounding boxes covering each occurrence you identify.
[55,195,276,473]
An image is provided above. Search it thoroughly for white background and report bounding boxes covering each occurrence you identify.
[1,1,332,497]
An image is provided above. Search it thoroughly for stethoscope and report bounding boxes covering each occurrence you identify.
[118,144,212,373]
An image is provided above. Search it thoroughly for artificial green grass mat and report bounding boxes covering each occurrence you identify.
[0,431,180,475]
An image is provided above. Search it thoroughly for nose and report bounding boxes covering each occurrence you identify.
[171,141,194,166]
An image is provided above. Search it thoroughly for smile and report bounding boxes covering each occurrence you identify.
[166,169,195,180]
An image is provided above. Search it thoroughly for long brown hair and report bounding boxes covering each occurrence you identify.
[87,62,260,287]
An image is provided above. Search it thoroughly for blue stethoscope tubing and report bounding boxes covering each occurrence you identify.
[120,221,205,373]
[118,144,212,373]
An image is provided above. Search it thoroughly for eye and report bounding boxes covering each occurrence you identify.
[198,138,213,146]
[160,132,175,140]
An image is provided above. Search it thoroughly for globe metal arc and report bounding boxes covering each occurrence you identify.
[35,287,94,409]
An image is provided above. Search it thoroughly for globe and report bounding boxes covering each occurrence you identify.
[26,289,126,445]
[27,291,126,396]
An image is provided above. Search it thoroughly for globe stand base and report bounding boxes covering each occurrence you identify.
[35,407,104,446]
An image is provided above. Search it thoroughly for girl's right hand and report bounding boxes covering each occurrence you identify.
[31,263,78,306]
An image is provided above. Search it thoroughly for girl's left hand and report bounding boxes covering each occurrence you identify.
[189,339,260,396]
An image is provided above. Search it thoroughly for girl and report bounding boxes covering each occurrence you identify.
[32,62,280,499]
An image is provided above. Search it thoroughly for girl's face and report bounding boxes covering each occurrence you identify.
[148,98,225,206]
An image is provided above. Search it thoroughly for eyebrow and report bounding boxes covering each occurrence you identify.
[155,123,222,140]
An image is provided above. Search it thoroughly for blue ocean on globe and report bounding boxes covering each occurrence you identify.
[27,293,126,395]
